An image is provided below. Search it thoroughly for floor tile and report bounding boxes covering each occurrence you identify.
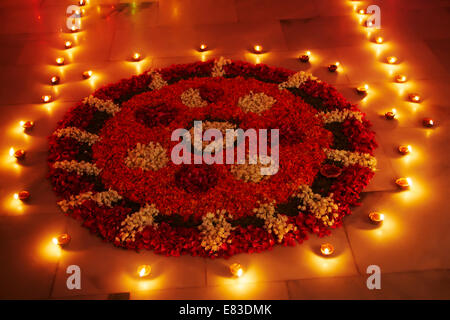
[287,270,450,299]
[132,281,289,300]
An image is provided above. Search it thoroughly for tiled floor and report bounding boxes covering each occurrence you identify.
[0,0,449,300]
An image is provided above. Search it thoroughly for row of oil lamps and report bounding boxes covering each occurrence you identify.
[9,2,428,281]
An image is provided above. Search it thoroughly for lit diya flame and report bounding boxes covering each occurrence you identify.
[369,212,385,224]
[299,51,311,63]
[395,74,407,83]
[385,109,396,120]
[387,56,398,64]
[356,84,369,94]
[398,145,412,155]
[13,149,26,159]
[42,95,52,103]
[253,45,263,53]
[366,20,373,27]
[422,118,434,128]
[20,121,35,131]
[395,177,412,189]
[132,52,141,61]
[328,61,340,72]
[198,44,208,52]
[320,243,334,256]
[52,234,71,246]
[15,191,30,201]
[78,0,86,7]
[409,93,421,103]
[229,263,244,277]
[358,9,365,15]
[64,41,72,49]
[56,57,65,65]
[137,265,151,278]
[50,76,60,85]
[82,70,93,79]
[70,25,79,32]
[375,37,384,44]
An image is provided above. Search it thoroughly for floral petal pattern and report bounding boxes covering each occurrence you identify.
[47,59,377,258]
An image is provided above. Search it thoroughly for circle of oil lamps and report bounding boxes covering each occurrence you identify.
[398,145,412,155]
[137,265,152,278]
[132,52,141,61]
[20,121,35,131]
[299,51,311,63]
[384,109,396,120]
[320,243,334,256]
[229,263,244,277]
[198,43,208,52]
[422,118,434,128]
[369,212,385,224]
[15,191,30,201]
[64,41,72,49]
[395,177,412,189]
[375,36,384,44]
[41,95,52,103]
[82,70,93,79]
[52,234,71,247]
[386,56,398,64]
[356,84,369,95]
[328,61,340,72]
[50,76,60,85]
[253,45,263,54]
[56,57,65,66]
[395,74,407,83]
[408,93,421,103]
[13,149,26,160]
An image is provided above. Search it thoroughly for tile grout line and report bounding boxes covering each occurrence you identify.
[48,254,61,299]
[343,222,362,276]
[284,280,292,300]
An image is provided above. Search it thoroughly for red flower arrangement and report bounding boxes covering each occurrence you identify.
[47,59,377,258]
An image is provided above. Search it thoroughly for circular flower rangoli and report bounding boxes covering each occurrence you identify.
[48,58,377,257]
